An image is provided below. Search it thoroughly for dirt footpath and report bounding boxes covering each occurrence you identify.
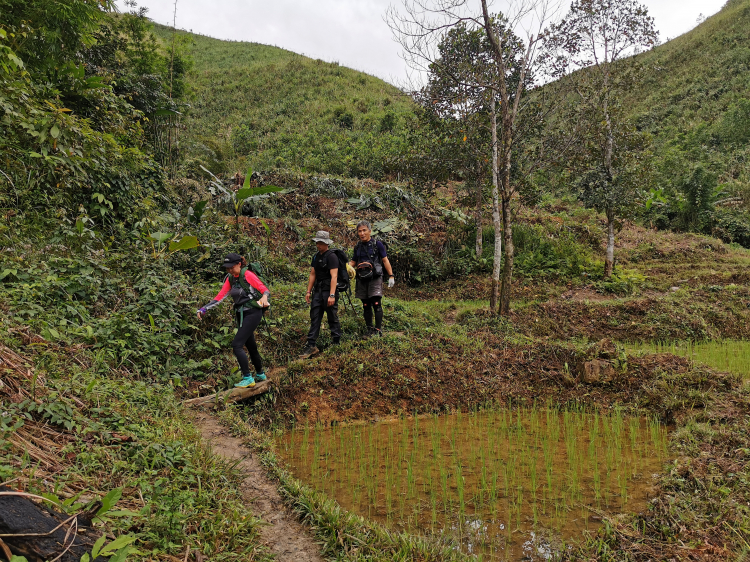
[190,411,324,562]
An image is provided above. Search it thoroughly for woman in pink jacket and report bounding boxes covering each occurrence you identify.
[198,253,270,388]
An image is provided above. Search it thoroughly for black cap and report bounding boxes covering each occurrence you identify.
[222,253,242,268]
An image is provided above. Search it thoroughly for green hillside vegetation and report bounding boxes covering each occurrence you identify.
[151,24,417,179]
[1,1,750,561]
[625,0,750,242]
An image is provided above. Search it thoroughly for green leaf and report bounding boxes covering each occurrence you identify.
[84,76,106,89]
[92,535,107,558]
[8,54,24,69]
[169,236,199,252]
[149,232,173,243]
[148,313,155,329]
[106,509,142,517]
[260,219,271,236]
[79,555,90,562]
[236,187,254,201]
[0,268,18,280]
[99,535,137,555]
[108,546,132,562]
[251,185,284,197]
[242,169,254,188]
[97,487,123,517]
[49,125,60,139]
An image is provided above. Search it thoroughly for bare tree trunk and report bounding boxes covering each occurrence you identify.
[499,121,514,317]
[602,80,617,279]
[605,208,615,278]
[475,176,483,259]
[500,194,514,316]
[490,99,502,314]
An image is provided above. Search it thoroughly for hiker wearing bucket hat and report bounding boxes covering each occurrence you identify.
[299,230,342,359]
[197,253,270,388]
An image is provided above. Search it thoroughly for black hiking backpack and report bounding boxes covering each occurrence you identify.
[227,263,269,309]
[313,249,351,292]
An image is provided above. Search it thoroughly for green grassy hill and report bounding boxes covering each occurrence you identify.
[626,0,750,206]
[151,24,417,179]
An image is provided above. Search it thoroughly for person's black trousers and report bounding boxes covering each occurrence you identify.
[307,287,341,346]
[232,306,264,375]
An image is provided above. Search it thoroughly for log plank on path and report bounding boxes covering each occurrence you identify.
[183,379,272,407]
[0,486,106,562]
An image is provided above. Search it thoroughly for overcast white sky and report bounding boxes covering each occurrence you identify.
[122,0,727,85]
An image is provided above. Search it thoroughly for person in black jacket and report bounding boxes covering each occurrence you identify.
[299,230,342,359]
[350,220,394,337]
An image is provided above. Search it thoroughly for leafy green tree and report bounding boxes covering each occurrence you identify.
[0,0,113,79]
[546,0,658,278]
[418,22,495,260]
[389,1,564,315]
[0,0,168,225]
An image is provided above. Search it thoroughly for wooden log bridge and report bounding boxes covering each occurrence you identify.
[183,379,272,407]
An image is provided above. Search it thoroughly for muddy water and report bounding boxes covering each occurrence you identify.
[276,408,668,560]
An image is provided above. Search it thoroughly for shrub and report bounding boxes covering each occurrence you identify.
[711,207,750,247]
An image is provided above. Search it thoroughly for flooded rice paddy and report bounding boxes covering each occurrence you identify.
[630,340,750,382]
[276,407,669,560]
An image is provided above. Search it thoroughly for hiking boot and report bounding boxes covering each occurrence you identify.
[364,327,382,339]
[298,345,319,359]
[234,375,256,388]
[254,372,267,383]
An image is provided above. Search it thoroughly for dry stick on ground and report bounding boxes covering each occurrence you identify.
[0,537,11,561]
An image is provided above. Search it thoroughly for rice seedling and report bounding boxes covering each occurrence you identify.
[276,406,668,560]
[629,340,750,381]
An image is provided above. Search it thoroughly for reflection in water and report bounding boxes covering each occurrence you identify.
[276,407,668,560]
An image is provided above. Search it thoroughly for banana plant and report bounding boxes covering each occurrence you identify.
[148,232,200,258]
[200,165,283,239]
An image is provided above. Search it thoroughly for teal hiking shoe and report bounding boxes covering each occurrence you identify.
[254,372,267,383]
[235,375,256,388]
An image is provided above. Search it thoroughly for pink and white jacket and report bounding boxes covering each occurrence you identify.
[199,270,269,313]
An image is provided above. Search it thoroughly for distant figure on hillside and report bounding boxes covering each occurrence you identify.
[197,253,270,388]
[349,221,395,338]
[299,231,343,359]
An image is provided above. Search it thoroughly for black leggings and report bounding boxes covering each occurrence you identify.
[362,296,383,330]
[232,307,264,376]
